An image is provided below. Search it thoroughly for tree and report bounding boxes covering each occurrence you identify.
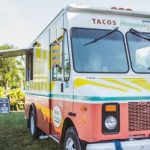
[0,44,25,89]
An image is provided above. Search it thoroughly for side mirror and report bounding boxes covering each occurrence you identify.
[56,65,63,81]
[52,65,63,81]
[64,63,70,81]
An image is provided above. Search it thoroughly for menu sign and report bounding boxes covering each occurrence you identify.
[0,98,10,113]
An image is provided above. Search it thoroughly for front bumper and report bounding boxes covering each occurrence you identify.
[86,139,150,150]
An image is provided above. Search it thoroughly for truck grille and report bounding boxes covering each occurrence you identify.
[129,102,150,131]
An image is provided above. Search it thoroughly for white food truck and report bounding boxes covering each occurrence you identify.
[1,4,150,150]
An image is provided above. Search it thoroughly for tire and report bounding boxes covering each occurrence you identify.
[64,127,82,150]
[27,118,30,128]
[30,109,40,139]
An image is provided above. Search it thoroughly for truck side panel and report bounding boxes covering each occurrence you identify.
[25,29,51,135]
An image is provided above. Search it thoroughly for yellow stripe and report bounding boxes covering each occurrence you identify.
[104,78,141,92]
[36,103,50,120]
[43,49,47,60]
[126,78,150,92]
[36,47,41,58]
[50,81,56,91]
[51,45,61,50]
[74,78,127,92]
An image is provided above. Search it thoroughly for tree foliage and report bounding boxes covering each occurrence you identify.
[0,44,25,89]
[0,87,5,98]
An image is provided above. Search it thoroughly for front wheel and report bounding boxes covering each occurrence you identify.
[64,127,82,150]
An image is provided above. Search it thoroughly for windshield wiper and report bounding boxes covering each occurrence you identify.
[129,28,150,41]
[84,27,119,46]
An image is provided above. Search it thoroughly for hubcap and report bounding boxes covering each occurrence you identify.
[65,138,76,150]
[30,112,34,135]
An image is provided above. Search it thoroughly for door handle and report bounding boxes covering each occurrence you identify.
[61,83,63,92]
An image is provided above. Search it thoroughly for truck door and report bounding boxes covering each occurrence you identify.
[50,30,71,140]
[50,36,64,139]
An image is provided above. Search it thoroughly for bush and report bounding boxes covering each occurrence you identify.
[8,88,25,111]
[10,99,17,111]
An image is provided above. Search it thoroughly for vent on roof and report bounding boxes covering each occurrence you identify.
[111,7,132,11]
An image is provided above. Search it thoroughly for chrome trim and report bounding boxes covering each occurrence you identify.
[86,139,150,150]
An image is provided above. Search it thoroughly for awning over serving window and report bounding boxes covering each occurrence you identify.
[0,48,33,58]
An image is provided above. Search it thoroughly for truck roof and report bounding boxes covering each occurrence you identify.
[30,4,150,48]
[66,4,150,18]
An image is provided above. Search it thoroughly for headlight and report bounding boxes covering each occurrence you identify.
[102,103,120,134]
[105,116,117,130]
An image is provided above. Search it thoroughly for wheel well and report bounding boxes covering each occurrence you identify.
[60,118,75,144]
[60,118,87,150]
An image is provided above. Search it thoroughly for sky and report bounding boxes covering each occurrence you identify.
[0,0,150,48]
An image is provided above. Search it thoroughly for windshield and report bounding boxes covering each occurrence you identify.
[127,32,150,73]
[71,28,129,73]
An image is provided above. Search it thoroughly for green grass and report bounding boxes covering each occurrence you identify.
[0,112,59,150]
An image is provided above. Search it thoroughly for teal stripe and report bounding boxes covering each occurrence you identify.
[25,91,150,102]
[74,95,150,101]
[25,91,50,97]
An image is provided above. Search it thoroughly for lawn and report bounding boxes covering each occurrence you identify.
[0,112,59,150]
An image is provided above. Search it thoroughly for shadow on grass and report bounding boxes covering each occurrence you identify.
[0,112,61,150]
